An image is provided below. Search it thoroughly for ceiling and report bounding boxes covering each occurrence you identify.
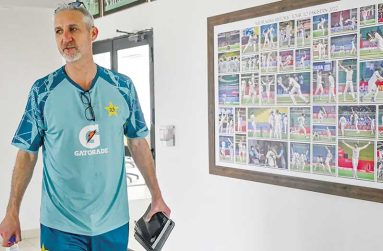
[0,0,68,9]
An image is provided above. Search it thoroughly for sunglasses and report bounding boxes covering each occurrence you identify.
[80,91,96,122]
[55,1,86,13]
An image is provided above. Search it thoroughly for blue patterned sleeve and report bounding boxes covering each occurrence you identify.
[123,80,149,139]
[11,85,45,152]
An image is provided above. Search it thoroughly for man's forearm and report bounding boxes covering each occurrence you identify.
[7,150,37,216]
[127,139,162,199]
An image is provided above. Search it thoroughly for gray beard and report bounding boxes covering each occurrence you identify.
[62,51,82,63]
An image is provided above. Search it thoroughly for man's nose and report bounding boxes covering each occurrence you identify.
[62,30,73,43]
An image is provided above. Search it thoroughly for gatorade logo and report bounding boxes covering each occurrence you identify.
[75,124,109,157]
[79,124,100,149]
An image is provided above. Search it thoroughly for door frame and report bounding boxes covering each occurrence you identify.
[93,30,156,159]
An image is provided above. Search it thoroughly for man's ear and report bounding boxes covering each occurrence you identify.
[91,26,99,41]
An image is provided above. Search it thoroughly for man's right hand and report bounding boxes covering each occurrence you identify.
[0,213,21,247]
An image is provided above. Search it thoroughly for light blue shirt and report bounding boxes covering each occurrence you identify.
[12,65,148,235]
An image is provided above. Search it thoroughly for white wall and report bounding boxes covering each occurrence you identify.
[95,0,383,251]
[2,1,383,251]
[0,7,62,230]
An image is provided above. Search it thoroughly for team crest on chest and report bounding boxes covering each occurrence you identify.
[105,102,119,116]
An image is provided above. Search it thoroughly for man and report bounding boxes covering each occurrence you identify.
[317,40,324,59]
[315,155,325,172]
[368,30,383,51]
[268,110,275,138]
[276,143,286,169]
[369,115,376,136]
[350,107,360,134]
[285,21,293,47]
[328,71,336,102]
[269,25,276,48]
[249,112,256,136]
[298,113,307,138]
[274,110,283,139]
[279,75,308,104]
[342,141,371,178]
[299,151,308,171]
[0,3,170,251]
[265,146,277,168]
[339,11,344,30]
[339,62,356,101]
[314,70,324,100]
[318,17,327,35]
[363,68,383,102]
[297,20,306,47]
[339,115,347,136]
[262,28,270,49]
[283,113,288,134]
[324,146,333,174]
[243,31,258,53]
[262,76,273,103]
[317,106,326,123]
[299,51,307,68]
[350,35,357,55]
[326,126,332,140]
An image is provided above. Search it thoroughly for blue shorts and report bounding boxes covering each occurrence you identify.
[40,223,129,251]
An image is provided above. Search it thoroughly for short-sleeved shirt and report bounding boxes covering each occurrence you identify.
[12,65,148,236]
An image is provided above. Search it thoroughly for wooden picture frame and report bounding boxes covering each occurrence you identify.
[207,0,383,203]
[83,0,101,18]
[103,0,147,15]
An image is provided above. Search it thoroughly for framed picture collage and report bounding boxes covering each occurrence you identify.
[210,0,383,201]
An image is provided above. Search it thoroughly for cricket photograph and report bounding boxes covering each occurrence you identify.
[312,125,336,143]
[218,107,234,134]
[312,105,336,125]
[248,139,288,169]
[279,20,295,49]
[312,144,336,176]
[296,18,311,48]
[260,23,278,51]
[359,60,383,103]
[377,141,383,182]
[290,142,311,173]
[249,107,288,140]
[218,51,240,74]
[241,54,260,73]
[312,61,337,103]
[241,26,260,54]
[219,136,234,163]
[330,9,358,35]
[295,48,311,72]
[241,73,259,105]
[379,105,383,138]
[278,50,294,73]
[260,51,278,73]
[290,106,311,142]
[218,74,240,105]
[379,3,383,24]
[235,134,247,164]
[259,75,276,105]
[360,25,383,59]
[360,5,376,26]
[330,34,357,59]
[313,13,329,38]
[337,59,357,103]
[313,38,329,60]
[217,30,240,53]
[338,105,376,139]
[235,107,247,133]
[276,72,310,105]
[338,139,374,181]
